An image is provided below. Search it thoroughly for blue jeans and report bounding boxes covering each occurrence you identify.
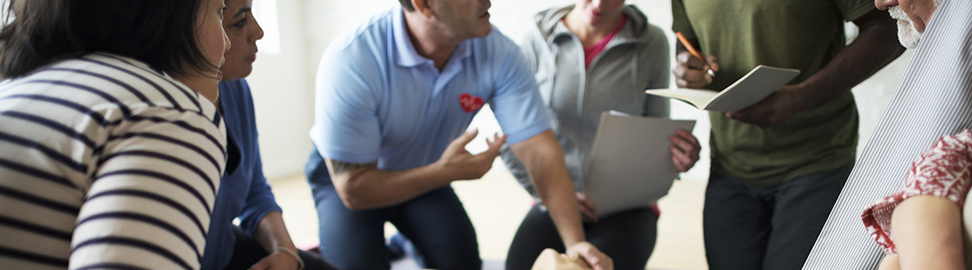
[305,149,481,270]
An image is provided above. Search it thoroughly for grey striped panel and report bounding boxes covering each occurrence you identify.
[804,0,972,269]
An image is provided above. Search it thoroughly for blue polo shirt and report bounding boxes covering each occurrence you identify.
[309,6,550,172]
[202,79,282,270]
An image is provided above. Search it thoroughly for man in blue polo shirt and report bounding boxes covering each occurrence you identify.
[305,0,614,269]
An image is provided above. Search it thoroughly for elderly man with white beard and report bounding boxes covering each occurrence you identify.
[803,0,972,269]
[884,0,942,49]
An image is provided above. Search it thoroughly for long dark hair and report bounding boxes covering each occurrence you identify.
[0,0,217,79]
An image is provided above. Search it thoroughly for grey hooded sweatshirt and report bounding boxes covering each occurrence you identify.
[501,5,671,199]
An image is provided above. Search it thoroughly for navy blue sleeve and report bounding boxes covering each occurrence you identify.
[228,80,282,234]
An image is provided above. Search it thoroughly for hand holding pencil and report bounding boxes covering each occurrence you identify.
[672,32,720,89]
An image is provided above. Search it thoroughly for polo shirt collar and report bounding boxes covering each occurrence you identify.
[392,7,471,68]
[393,8,429,67]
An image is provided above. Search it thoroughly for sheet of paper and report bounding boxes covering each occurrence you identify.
[584,112,696,218]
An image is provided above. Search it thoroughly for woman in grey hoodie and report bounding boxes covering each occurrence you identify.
[500,1,701,269]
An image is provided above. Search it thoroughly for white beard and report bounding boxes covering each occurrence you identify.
[889,6,922,49]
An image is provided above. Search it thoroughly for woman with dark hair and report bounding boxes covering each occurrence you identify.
[201,0,339,269]
[0,0,230,269]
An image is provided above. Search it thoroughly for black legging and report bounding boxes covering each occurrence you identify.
[505,205,658,270]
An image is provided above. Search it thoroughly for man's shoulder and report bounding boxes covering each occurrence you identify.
[317,7,400,82]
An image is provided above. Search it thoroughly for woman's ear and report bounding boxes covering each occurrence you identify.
[411,0,435,18]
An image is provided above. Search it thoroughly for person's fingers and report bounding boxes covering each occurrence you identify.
[464,134,505,177]
[482,133,507,156]
[674,77,690,88]
[580,250,600,267]
[672,68,710,88]
[672,64,707,82]
[575,192,598,222]
[671,146,690,172]
[567,243,613,270]
[446,129,479,154]
[676,129,699,147]
[676,51,707,69]
[575,192,596,212]
[598,254,614,270]
[581,250,612,270]
[580,206,597,223]
[672,155,687,172]
[705,55,720,72]
[671,145,687,161]
[668,134,693,153]
[458,129,479,145]
[472,135,506,171]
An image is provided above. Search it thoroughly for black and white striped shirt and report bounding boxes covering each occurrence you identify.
[0,53,226,270]
[804,0,972,269]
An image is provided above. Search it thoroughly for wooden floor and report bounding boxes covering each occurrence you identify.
[269,162,709,270]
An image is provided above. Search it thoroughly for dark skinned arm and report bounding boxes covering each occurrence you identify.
[726,9,905,128]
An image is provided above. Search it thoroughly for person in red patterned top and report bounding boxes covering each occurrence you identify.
[862,129,972,270]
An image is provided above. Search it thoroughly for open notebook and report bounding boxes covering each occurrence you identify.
[645,65,800,111]
[584,112,695,218]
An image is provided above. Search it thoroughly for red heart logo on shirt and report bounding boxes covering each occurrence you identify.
[459,93,484,113]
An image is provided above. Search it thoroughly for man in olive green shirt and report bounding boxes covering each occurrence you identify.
[670,0,904,269]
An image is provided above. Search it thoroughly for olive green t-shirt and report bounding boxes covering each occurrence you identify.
[672,0,874,187]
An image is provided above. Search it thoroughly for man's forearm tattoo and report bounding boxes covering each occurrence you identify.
[330,160,377,175]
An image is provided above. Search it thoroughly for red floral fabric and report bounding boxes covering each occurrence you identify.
[861,129,972,256]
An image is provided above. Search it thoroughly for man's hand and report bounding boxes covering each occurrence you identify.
[575,192,598,223]
[325,130,507,210]
[726,9,903,129]
[726,84,805,128]
[247,249,300,270]
[673,51,719,89]
[566,242,613,270]
[669,128,701,172]
[436,129,506,181]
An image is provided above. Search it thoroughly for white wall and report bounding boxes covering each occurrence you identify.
[247,0,314,178]
[249,0,911,180]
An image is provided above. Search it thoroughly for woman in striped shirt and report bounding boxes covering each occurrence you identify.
[0,0,231,269]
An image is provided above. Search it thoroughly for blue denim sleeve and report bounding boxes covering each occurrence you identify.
[238,135,282,235]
